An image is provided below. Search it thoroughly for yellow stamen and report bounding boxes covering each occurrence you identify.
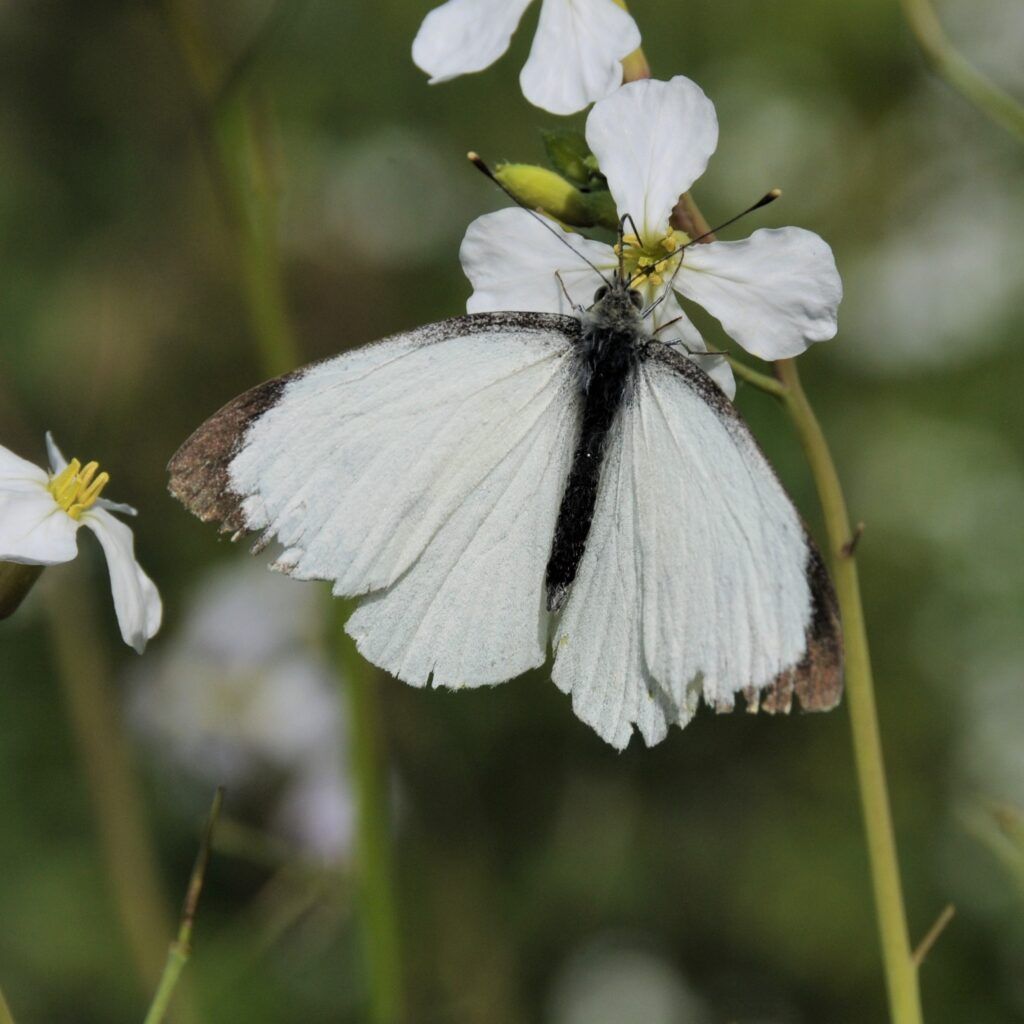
[618,227,690,285]
[48,457,110,519]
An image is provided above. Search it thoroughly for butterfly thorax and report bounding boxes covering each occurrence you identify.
[545,281,649,612]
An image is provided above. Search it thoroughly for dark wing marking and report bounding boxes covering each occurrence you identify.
[647,343,844,715]
[167,311,583,537]
[168,373,295,535]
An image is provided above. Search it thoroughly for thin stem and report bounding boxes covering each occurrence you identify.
[775,359,922,1024]
[0,984,15,1024]
[161,0,299,377]
[898,0,1024,142]
[143,789,224,1024]
[164,5,403,1018]
[911,904,955,968]
[0,562,43,620]
[727,356,788,399]
[335,603,404,1024]
[614,1,650,83]
[46,578,198,1022]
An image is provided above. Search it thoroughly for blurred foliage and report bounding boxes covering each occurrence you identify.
[1,0,1023,1021]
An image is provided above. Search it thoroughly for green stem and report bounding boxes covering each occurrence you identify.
[0,562,43,620]
[142,789,223,1024]
[0,984,15,1024]
[774,359,922,1024]
[47,582,171,986]
[727,356,787,399]
[161,0,299,377]
[336,603,404,1024]
[46,579,199,1023]
[164,6,403,1018]
[898,0,1024,142]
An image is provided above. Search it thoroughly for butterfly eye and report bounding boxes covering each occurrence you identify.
[628,290,644,310]
[593,285,609,302]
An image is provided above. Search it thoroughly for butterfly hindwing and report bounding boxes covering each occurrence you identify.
[551,346,842,748]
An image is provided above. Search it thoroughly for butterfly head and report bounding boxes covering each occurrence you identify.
[590,278,645,327]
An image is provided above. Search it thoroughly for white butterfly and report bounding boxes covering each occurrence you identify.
[168,273,842,750]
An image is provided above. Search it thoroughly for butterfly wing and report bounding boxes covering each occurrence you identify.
[169,312,583,688]
[551,346,842,749]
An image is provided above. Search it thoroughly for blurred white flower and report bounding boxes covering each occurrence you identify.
[461,76,843,399]
[548,937,709,1024]
[129,562,353,860]
[0,432,161,652]
[412,0,641,115]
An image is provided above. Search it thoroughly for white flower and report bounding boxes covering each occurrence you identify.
[460,75,843,398]
[412,0,641,115]
[0,433,161,652]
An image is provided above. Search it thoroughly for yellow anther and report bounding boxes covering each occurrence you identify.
[48,457,110,519]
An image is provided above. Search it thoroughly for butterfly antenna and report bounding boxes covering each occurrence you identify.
[468,152,611,286]
[628,188,782,289]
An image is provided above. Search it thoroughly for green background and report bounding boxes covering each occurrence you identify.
[1,0,1022,1021]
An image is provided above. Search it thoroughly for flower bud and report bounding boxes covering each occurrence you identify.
[493,163,618,231]
[0,561,44,620]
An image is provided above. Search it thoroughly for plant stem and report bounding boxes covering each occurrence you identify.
[898,0,1024,143]
[774,359,923,1024]
[164,6,404,1018]
[143,789,223,1024]
[0,562,43,620]
[0,984,15,1024]
[727,356,788,399]
[335,603,404,1024]
[46,578,197,1022]
[161,0,299,377]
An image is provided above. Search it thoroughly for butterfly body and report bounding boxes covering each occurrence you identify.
[547,282,647,611]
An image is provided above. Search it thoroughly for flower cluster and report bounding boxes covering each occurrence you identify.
[460,75,842,398]
[413,0,842,396]
[413,0,642,115]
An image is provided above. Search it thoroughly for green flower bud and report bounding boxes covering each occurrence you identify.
[0,561,44,620]
[493,163,618,231]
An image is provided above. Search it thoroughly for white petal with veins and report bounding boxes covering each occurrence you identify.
[461,208,615,315]
[520,0,640,115]
[83,508,163,653]
[412,0,534,82]
[0,486,80,565]
[0,444,49,492]
[677,227,842,360]
[586,76,719,239]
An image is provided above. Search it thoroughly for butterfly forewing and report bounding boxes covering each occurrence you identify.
[170,312,585,687]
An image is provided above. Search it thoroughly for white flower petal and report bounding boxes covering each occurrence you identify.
[646,290,736,399]
[460,208,615,314]
[83,508,162,653]
[0,488,79,565]
[412,0,534,82]
[96,497,138,516]
[676,227,842,360]
[45,431,68,474]
[0,443,50,492]
[586,76,718,239]
[519,0,640,115]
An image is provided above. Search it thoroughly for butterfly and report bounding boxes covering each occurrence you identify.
[168,268,842,750]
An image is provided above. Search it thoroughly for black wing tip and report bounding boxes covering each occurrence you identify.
[167,374,294,535]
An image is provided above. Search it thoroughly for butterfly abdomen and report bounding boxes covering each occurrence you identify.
[545,323,639,612]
